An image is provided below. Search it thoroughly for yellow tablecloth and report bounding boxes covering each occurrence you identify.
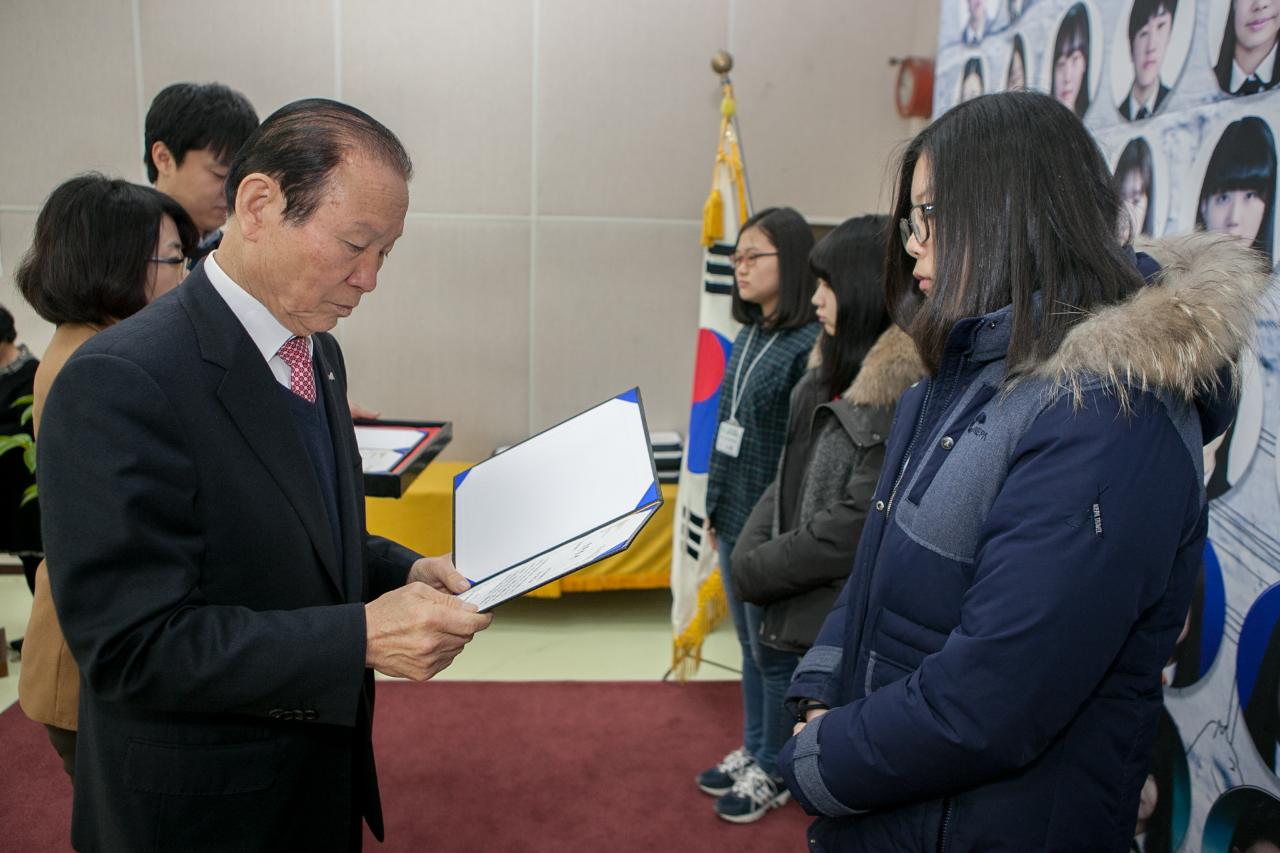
[365,461,676,598]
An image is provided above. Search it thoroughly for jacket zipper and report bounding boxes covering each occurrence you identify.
[937,797,953,853]
[885,380,933,516]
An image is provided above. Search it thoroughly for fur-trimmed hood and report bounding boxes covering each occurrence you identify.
[807,324,928,407]
[1037,231,1271,406]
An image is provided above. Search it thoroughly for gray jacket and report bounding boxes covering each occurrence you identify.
[731,326,925,652]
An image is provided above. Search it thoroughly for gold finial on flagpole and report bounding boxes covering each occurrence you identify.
[711,50,733,77]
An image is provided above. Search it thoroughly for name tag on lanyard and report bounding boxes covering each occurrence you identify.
[715,325,777,460]
[715,419,745,458]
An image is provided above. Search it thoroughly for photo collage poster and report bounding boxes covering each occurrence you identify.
[935,0,1280,848]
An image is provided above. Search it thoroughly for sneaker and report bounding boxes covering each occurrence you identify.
[713,763,791,823]
[696,746,755,796]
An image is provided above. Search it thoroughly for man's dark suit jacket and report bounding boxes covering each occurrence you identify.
[1118,82,1171,120]
[37,265,420,852]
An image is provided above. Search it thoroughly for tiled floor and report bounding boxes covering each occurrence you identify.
[0,574,741,713]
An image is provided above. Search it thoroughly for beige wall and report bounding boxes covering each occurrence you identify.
[0,0,939,459]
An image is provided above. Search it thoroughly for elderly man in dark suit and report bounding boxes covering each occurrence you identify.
[37,99,491,852]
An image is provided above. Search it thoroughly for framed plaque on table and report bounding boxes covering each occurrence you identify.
[355,419,452,498]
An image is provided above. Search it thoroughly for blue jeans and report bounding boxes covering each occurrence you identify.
[719,536,802,778]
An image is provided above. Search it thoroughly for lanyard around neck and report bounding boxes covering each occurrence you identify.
[728,325,778,423]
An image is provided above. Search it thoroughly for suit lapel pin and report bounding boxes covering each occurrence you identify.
[327,371,336,381]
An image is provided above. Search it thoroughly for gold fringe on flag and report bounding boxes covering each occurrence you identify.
[670,565,728,682]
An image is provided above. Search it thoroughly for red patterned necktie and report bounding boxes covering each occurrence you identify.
[277,336,316,403]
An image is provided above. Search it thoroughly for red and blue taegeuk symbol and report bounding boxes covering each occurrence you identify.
[686,328,733,474]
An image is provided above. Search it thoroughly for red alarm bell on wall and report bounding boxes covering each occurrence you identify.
[894,57,935,119]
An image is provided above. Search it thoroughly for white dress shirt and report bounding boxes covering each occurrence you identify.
[1126,87,1159,119]
[204,251,312,390]
[1231,42,1278,92]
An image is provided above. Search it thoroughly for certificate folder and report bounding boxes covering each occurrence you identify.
[455,388,663,611]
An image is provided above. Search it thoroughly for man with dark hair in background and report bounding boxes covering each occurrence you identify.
[39,99,490,852]
[145,82,259,264]
[1120,0,1178,120]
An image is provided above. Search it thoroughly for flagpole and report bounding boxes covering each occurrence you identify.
[670,51,753,681]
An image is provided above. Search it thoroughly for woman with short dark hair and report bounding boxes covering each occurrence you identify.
[698,206,820,823]
[16,173,196,782]
[778,91,1268,851]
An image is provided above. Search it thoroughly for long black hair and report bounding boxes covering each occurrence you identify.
[16,174,197,325]
[1215,2,1280,93]
[730,207,818,330]
[1115,137,1156,239]
[1053,3,1092,117]
[809,216,892,399]
[885,91,1144,375]
[1196,116,1276,262]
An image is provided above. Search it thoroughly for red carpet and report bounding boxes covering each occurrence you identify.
[1,681,812,852]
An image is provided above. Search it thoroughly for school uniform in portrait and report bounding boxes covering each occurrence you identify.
[1118,82,1171,121]
[36,261,421,852]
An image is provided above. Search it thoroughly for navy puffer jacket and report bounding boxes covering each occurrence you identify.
[779,233,1269,852]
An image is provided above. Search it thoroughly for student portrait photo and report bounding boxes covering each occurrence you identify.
[1007,35,1029,91]
[1238,584,1280,776]
[1164,540,1226,689]
[1114,136,1161,238]
[1112,0,1194,121]
[961,0,997,45]
[1202,787,1280,852]
[960,56,987,102]
[1132,709,1191,853]
[1050,2,1100,118]
[1211,0,1280,95]
[1195,115,1277,264]
[1204,347,1265,501]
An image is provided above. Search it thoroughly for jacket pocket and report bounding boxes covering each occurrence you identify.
[864,649,915,694]
[863,606,950,695]
[125,735,282,796]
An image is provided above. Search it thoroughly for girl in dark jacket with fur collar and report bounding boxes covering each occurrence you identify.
[780,92,1269,852]
[731,217,925,656]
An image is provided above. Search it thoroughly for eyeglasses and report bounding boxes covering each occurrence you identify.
[729,251,778,268]
[899,203,937,251]
[149,256,187,267]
